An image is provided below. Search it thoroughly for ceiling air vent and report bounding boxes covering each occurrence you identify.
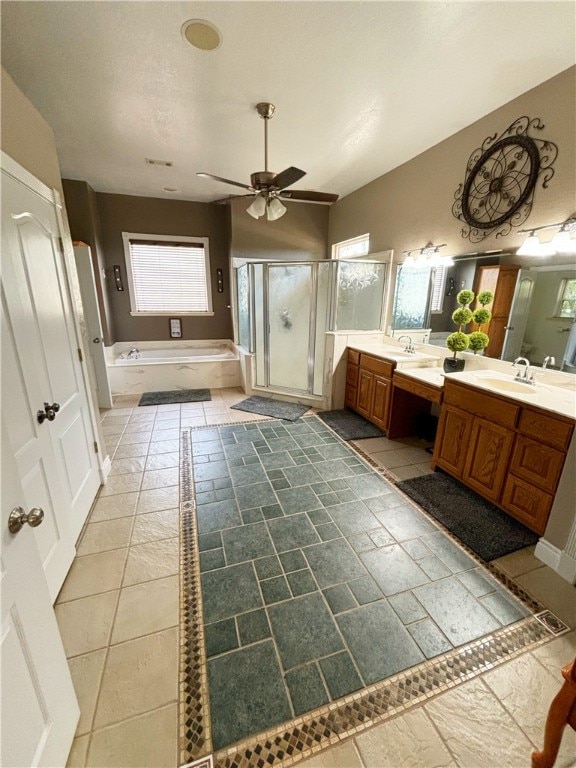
[145,158,173,167]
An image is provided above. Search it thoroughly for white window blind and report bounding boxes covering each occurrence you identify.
[123,234,213,315]
[430,265,447,313]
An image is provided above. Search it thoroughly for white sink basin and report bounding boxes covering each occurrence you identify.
[474,376,538,395]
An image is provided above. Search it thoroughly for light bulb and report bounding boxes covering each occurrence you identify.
[551,229,576,254]
[247,194,266,219]
[516,233,554,257]
[266,197,287,221]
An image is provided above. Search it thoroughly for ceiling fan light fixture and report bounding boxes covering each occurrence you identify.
[266,197,287,221]
[247,194,266,219]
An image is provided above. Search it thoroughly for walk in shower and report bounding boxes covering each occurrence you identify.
[235,259,388,397]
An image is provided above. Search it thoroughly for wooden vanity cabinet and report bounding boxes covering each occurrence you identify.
[434,379,574,534]
[346,349,393,431]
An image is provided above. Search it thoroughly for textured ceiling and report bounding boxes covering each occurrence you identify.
[2,1,574,203]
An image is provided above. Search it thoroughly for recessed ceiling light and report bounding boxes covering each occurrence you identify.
[181,19,222,51]
[163,187,179,193]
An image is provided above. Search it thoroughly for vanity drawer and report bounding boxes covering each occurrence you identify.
[359,354,394,378]
[517,408,573,452]
[348,349,360,366]
[393,373,442,404]
[444,381,519,428]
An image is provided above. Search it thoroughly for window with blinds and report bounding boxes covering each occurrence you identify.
[430,265,447,313]
[122,233,213,315]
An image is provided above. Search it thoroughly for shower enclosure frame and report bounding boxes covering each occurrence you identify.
[233,258,389,398]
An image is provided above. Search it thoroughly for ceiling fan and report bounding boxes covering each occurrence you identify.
[197,102,339,220]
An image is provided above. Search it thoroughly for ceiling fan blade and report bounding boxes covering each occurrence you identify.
[280,190,339,203]
[272,166,306,190]
[197,172,254,191]
[212,194,254,204]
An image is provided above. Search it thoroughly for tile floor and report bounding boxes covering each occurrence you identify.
[58,388,576,768]
[193,417,531,750]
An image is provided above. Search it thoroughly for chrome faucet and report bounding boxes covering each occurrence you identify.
[126,347,141,359]
[397,335,416,354]
[512,356,535,385]
[542,355,556,370]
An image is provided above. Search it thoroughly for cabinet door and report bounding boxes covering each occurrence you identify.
[371,375,391,430]
[434,405,473,478]
[345,385,358,410]
[463,417,514,502]
[357,369,374,418]
[501,474,552,534]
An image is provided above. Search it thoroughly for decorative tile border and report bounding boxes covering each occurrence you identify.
[179,430,212,764]
[178,418,569,768]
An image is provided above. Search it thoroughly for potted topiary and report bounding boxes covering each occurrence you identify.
[444,289,474,373]
[467,290,494,355]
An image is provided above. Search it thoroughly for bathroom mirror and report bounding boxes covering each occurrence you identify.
[390,254,576,373]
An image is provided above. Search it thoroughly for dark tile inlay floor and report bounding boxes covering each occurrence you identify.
[192,416,535,750]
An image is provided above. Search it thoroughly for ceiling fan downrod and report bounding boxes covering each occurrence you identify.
[256,102,275,174]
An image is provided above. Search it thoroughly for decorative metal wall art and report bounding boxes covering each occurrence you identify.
[452,116,558,243]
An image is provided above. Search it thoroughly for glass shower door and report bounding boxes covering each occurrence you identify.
[267,264,312,393]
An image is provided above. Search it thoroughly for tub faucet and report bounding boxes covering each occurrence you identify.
[512,356,535,385]
[397,335,416,354]
[542,355,556,370]
[126,347,141,359]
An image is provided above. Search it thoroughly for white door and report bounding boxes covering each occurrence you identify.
[73,245,113,409]
[501,270,536,362]
[1,162,101,597]
[1,420,80,768]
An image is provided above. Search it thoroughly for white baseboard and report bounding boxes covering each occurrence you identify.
[535,539,576,584]
[99,454,112,483]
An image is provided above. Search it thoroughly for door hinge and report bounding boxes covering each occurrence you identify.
[78,348,83,362]
[93,441,99,454]
[58,236,64,252]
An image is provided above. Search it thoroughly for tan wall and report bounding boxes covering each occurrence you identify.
[1,66,63,192]
[231,197,330,261]
[329,66,576,267]
[96,193,233,343]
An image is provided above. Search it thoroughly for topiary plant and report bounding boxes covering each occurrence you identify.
[468,291,494,354]
[445,289,473,364]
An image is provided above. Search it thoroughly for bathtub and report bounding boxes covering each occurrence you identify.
[106,340,241,395]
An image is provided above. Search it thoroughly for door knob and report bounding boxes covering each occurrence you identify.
[37,402,60,424]
[93,337,101,343]
[8,506,45,534]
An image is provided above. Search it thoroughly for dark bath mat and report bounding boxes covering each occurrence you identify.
[231,396,309,422]
[397,472,539,561]
[139,389,211,406]
[317,409,384,440]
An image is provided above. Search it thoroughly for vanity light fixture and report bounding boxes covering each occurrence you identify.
[402,242,453,268]
[517,215,576,256]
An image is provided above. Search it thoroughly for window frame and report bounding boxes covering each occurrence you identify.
[122,232,214,316]
[331,233,370,260]
[554,277,576,319]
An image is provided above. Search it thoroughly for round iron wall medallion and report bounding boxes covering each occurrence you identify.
[453,117,558,243]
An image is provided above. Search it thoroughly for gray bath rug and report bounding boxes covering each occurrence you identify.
[397,472,539,561]
[139,389,211,406]
[317,409,384,440]
[231,396,309,421]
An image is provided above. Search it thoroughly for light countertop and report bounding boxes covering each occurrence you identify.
[347,344,576,420]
